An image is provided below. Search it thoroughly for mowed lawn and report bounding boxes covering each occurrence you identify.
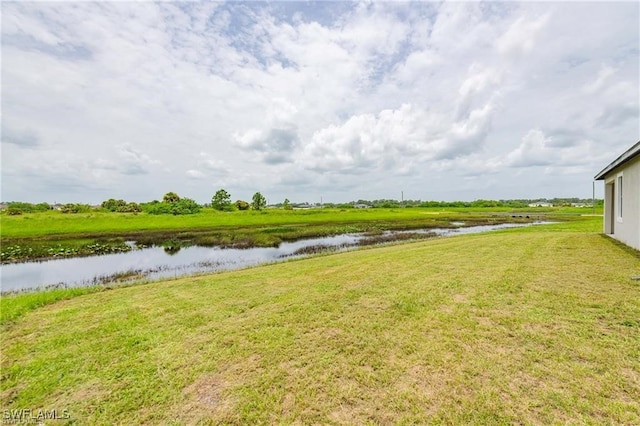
[2,222,639,424]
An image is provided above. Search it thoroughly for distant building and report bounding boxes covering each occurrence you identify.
[528,202,553,208]
[292,203,313,210]
[594,141,640,251]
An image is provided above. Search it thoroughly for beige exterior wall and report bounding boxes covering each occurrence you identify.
[603,155,640,250]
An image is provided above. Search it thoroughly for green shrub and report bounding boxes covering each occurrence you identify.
[235,200,250,211]
[101,199,127,211]
[143,198,200,215]
[60,203,91,214]
[6,202,51,213]
[116,202,142,213]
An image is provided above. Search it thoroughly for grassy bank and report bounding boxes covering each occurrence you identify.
[2,219,638,424]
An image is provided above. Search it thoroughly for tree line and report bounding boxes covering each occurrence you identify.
[1,189,258,216]
[322,197,601,209]
[101,189,269,215]
[101,190,268,215]
[2,194,601,216]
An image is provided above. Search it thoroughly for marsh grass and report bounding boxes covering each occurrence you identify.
[2,217,638,424]
[1,208,556,263]
[0,209,521,263]
[1,206,591,239]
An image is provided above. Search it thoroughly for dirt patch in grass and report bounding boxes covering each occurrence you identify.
[184,374,229,410]
[157,374,237,425]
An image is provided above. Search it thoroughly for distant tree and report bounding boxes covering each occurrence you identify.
[141,202,171,215]
[101,199,127,212]
[251,192,267,210]
[379,200,400,208]
[235,200,250,211]
[471,199,499,208]
[212,189,232,211]
[163,192,181,203]
[60,203,91,214]
[142,198,200,215]
[171,198,201,215]
[101,199,141,213]
[6,202,52,213]
[283,198,292,210]
[6,204,24,215]
[34,202,52,212]
[116,202,142,213]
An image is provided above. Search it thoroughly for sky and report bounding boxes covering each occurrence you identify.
[2,1,639,205]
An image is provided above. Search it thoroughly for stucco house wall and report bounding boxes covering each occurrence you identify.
[595,142,640,251]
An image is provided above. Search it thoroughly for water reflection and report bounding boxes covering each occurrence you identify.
[163,245,182,255]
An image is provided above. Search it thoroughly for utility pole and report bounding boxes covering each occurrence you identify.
[592,181,595,215]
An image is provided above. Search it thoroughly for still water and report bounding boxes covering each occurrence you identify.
[1,223,538,292]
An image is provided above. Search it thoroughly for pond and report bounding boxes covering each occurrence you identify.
[1,222,542,293]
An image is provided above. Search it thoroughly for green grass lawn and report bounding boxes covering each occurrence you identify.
[2,218,638,424]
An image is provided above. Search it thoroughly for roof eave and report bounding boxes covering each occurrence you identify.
[594,141,640,180]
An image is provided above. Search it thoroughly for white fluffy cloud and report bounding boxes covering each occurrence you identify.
[1,1,638,203]
[495,14,549,59]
